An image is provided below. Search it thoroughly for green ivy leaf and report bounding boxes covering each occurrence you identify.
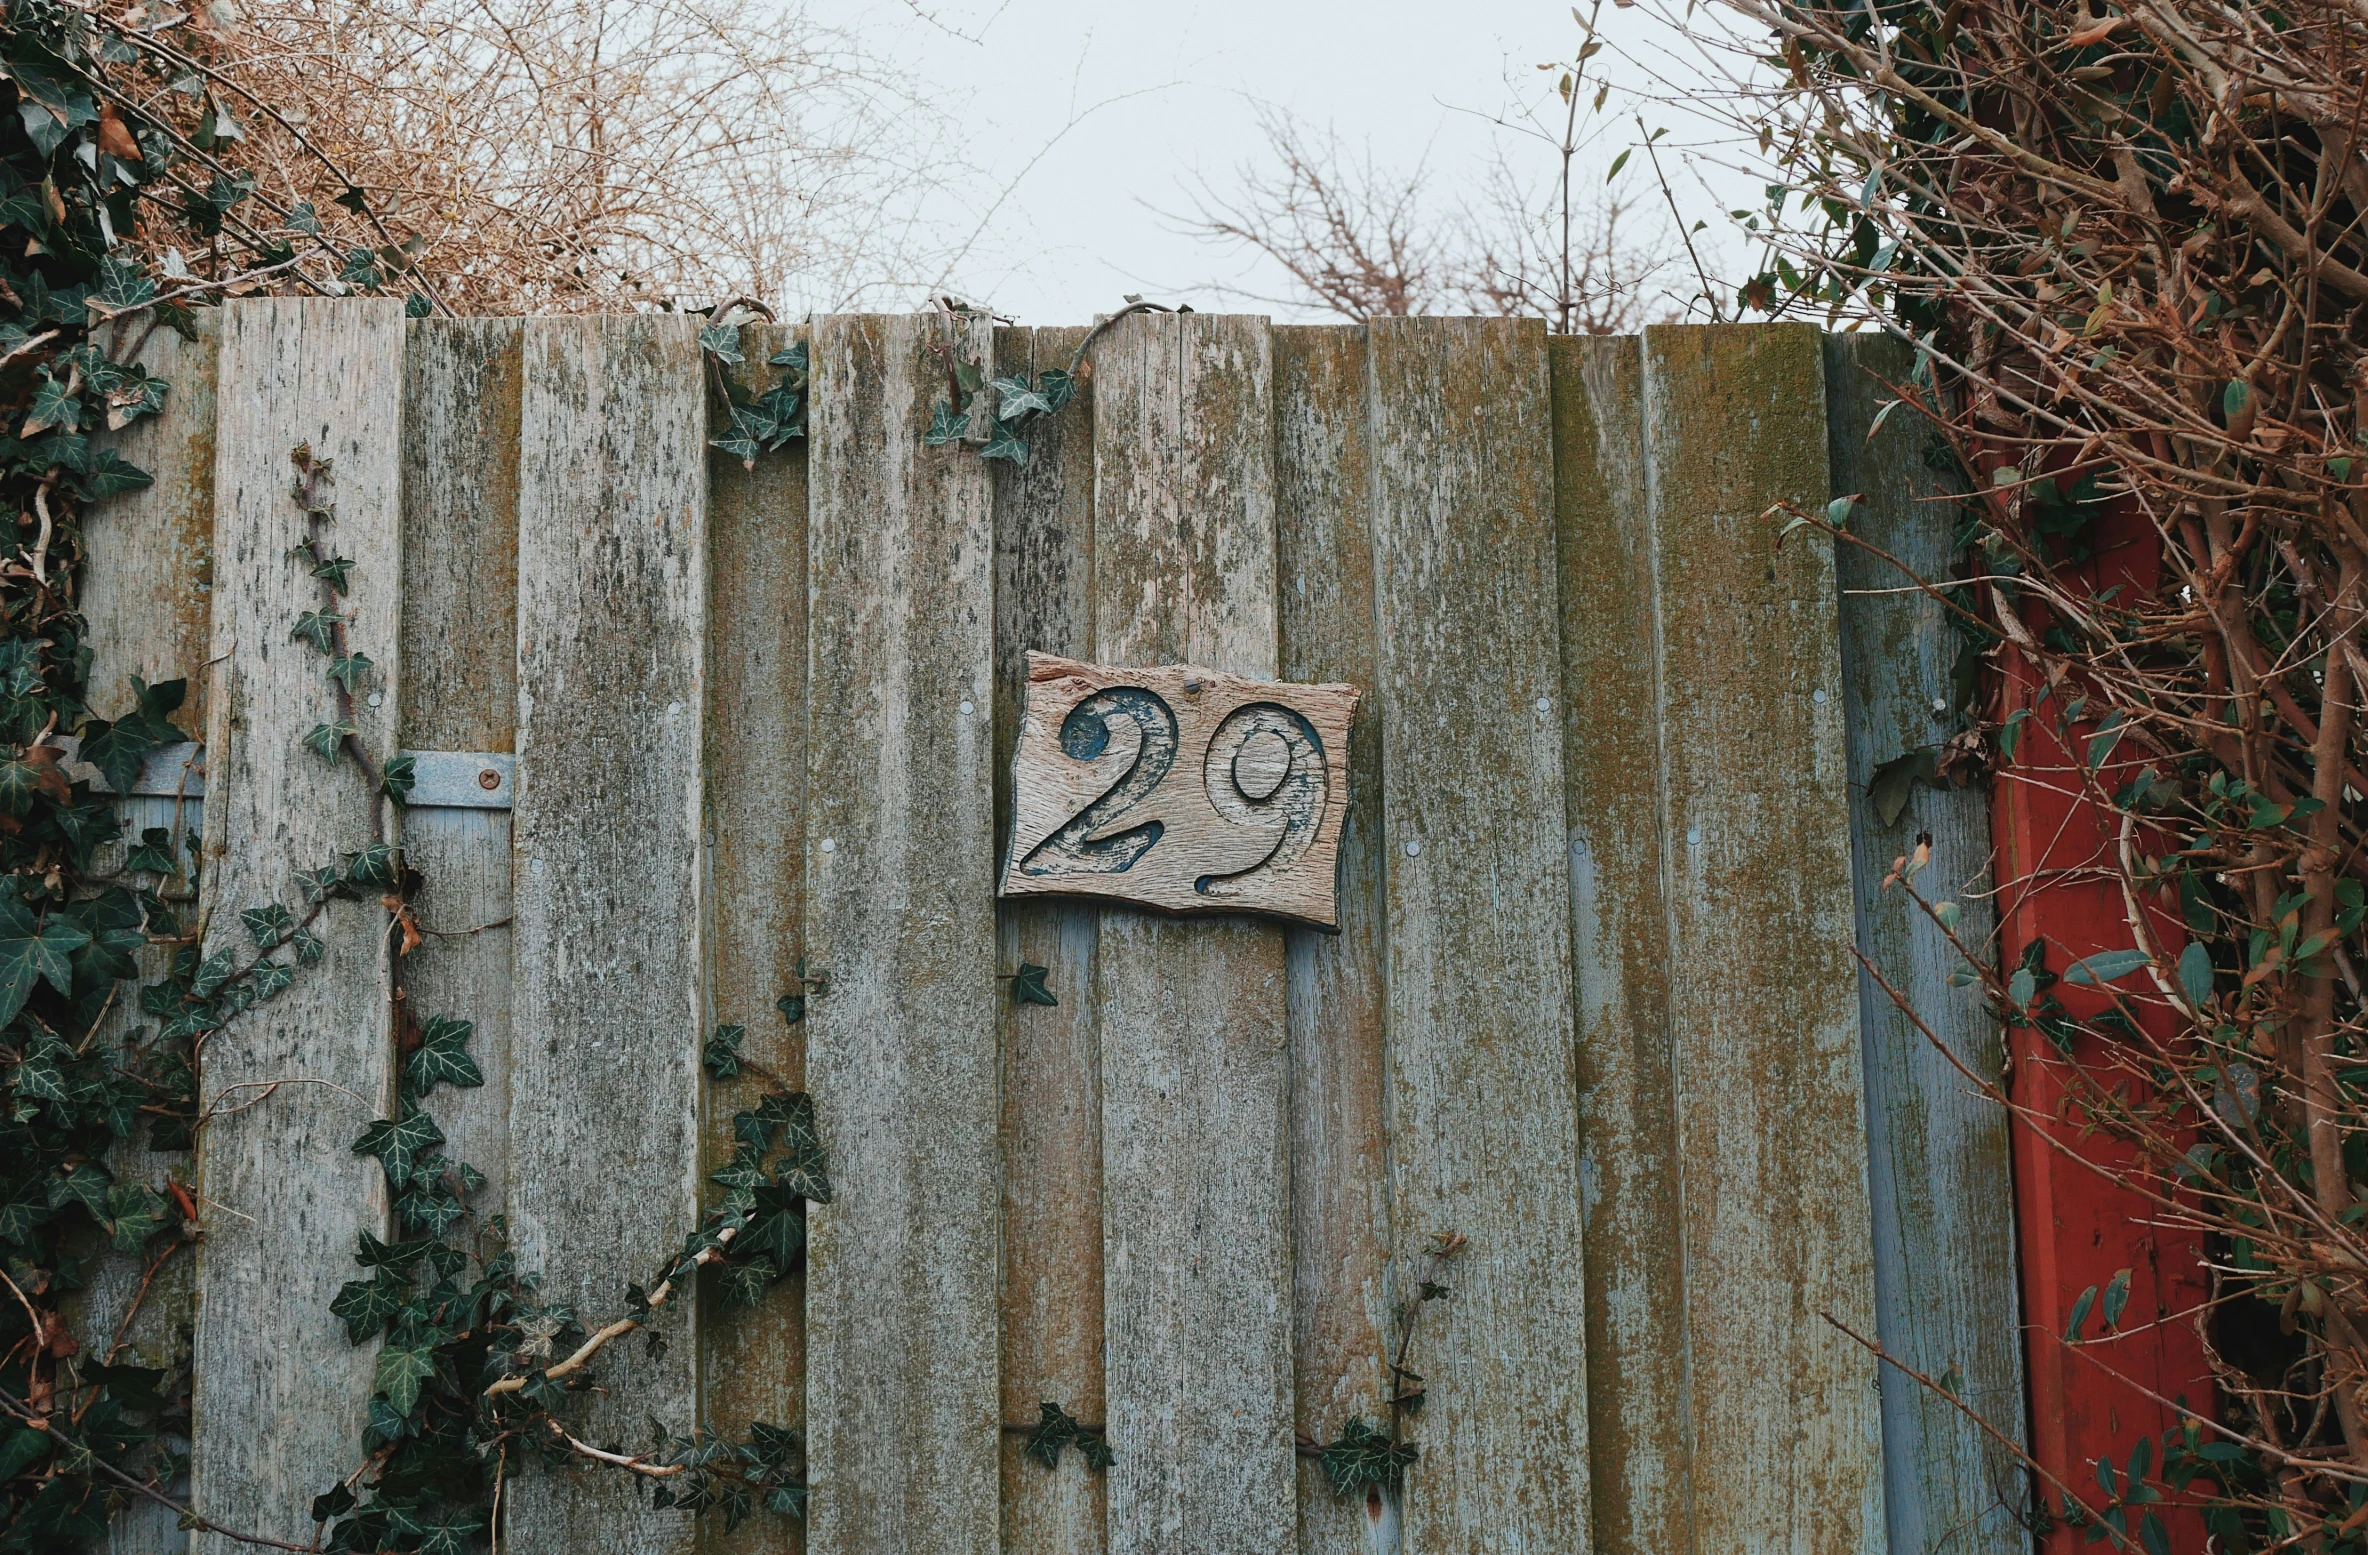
[979,423,1029,465]
[776,991,805,1025]
[704,1023,746,1080]
[381,753,415,805]
[1023,1401,1080,1469]
[353,1111,445,1188]
[0,886,90,1025]
[302,721,354,764]
[345,843,396,888]
[699,322,744,364]
[128,829,177,879]
[992,373,1052,421]
[21,367,79,437]
[103,1181,166,1251]
[374,1342,437,1417]
[1320,1416,1416,1497]
[406,1015,482,1097]
[1011,962,1057,1007]
[327,652,374,692]
[923,402,970,445]
[291,611,339,654]
[241,903,292,946]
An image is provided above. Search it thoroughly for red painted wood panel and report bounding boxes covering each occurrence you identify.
[1993,503,2214,1550]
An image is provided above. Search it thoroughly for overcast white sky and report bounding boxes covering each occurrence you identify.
[807,0,1779,325]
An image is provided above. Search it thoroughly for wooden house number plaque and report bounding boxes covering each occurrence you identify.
[998,652,1360,928]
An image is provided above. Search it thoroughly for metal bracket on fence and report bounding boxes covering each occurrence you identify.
[403,751,513,810]
[54,739,514,811]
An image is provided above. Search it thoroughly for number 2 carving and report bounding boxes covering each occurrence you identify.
[1003,655,1357,926]
[1017,688,1180,877]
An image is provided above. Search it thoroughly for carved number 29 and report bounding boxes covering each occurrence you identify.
[1018,687,1329,897]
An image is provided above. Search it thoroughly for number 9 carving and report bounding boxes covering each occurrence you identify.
[1195,702,1328,900]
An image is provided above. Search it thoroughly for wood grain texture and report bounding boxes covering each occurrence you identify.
[506,314,707,1555]
[1364,316,1589,1551]
[702,322,811,1555]
[1273,324,1396,1554]
[82,311,218,1555]
[1643,323,1884,1553]
[398,318,521,1212]
[191,297,406,1549]
[1548,333,1692,1555]
[1000,653,1356,927]
[803,313,1000,1555]
[1089,311,1295,1555]
[1825,332,2026,1555]
[991,325,1108,1555]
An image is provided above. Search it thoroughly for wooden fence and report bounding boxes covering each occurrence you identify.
[76,300,2027,1554]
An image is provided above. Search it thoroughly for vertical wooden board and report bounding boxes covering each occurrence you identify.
[1365,316,1589,1551]
[992,325,1108,1555]
[191,297,406,1548]
[398,318,521,1210]
[82,311,218,1555]
[803,313,1000,1555]
[1090,311,1295,1555]
[507,314,707,1554]
[1272,324,1395,1552]
[703,321,811,1555]
[1825,333,2027,1555]
[1549,333,1693,1555]
[85,310,219,727]
[1641,323,1883,1553]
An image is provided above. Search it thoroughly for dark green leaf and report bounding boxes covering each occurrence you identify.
[923,402,970,446]
[406,1015,482,1097]
[2064,950,2151,986]
[704,1023,746,1080]
[302,721,354,764]
[374,1343,437,1417]
[1011,962,1057,1007]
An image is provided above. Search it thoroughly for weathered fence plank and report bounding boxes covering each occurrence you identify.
[704,321,813,1555]
[506,314,708,1554]
[1272,323,1395,1554]
[1825,332,2027,1555]
[803,313,1001,1555]
[1091,311,1295,1555]
[398,318,521,1210]
[191,296,407,1548]
[1365,316,1590,1551]
[82,310,219,1555]
[1642,323,1884,1553]
[1549,332,1693,1555]
[992,324,1108,1555]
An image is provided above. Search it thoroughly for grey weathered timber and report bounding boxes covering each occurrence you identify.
[399,318,522,1213]
[1365,316,1590,1551]
[1091,311,1295,1555]
[506,314,708,1555]
[1826,332,2026,1555]
[992,325,1108,1555]
[1549,334,1694,1555]
[81,310,219,1555]
[1643,324,1884,1553]
[1273,324,1396,1554]
[804,313,1001,1555]
[191,297,407,1549]
[704,322,812,1555]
